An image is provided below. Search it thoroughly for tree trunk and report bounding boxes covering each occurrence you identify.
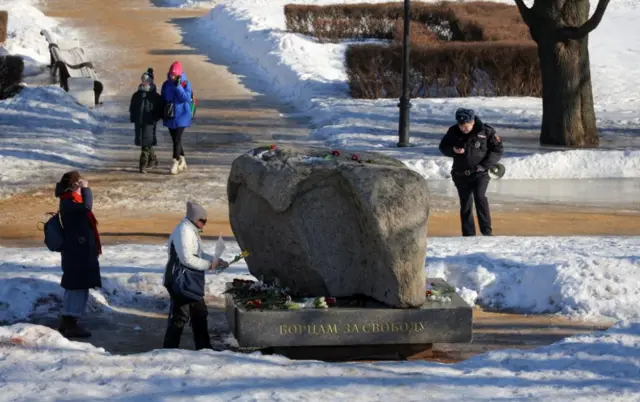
[516,0,611,148]
[537,34,599,147]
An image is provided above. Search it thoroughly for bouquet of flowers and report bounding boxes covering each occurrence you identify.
[425,282,456,303]
[224,279,338,311]
[213,250,250,275]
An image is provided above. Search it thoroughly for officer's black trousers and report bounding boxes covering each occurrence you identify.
[162,295,213,350]
[452,172,492,236]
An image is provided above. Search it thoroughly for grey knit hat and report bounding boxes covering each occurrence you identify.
[186,200,207,222]
[141,67,154,83]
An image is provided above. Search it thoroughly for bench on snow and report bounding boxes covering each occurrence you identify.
[40,29,103,107]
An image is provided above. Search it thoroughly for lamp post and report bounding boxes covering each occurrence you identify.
[397,0,411,147]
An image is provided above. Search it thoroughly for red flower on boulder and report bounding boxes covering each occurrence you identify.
[331,150,340,157]
[351,154,360,161]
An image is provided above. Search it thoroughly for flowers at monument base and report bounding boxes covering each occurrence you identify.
[425,282,456,303]
[225,279,338,311]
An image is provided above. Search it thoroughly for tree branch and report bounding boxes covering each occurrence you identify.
[559,0,611,40]
[513,0,533,26]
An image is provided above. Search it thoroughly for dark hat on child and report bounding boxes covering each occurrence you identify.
[141,67,154,82]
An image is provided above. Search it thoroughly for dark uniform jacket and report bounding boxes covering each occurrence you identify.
[129,84,164,147]
[439,117,504,173]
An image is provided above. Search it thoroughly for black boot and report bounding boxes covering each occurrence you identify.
[61,316,91,338]
[139,151,149,174]
[57,315,69,335]
[147,148,158,170]
[162,324,184,349]
[192,318,213,350]
[147,157,158,170]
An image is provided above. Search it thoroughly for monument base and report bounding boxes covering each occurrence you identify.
[262,343,434,361]
[225,278,472,356]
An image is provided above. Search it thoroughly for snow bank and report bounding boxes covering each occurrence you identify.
[0,241,252,323]
[0,323,104,352]
[153,0,217,8]
[0,86,103,198]
[427,236,640,321]
[190,0,640,180]
[0,320,637,400]
[405,149,640,180]
[0,0,71,75]
[1,236,638,324]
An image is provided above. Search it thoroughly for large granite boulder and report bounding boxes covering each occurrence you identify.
[227,146,429,308]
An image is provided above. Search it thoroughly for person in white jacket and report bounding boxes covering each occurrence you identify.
[162,200,228,350]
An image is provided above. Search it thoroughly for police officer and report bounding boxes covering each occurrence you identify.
[439,108,503,236]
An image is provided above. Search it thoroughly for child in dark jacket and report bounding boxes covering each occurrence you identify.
[129,68,164,173]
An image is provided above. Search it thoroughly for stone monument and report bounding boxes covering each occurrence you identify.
[225,145,472,359]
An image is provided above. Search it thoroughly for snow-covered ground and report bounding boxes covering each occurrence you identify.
[1,237,638,325]
[187,0,640,180]
[0,86,103,198]
[0,235,639,400]
[0,319,638,401]
[0,0,106,198]
[0,0,63,75]
[152,0,217,8]
[0,2,638,397]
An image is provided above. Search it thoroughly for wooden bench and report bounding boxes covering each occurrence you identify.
[40,29,103,106]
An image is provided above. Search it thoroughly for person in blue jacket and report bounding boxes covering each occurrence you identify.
[161,61,193,175]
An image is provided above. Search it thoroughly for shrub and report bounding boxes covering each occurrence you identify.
[346,42,540,98]
[284,2,531,42]
[284,1,539,98]
[392,20,440,46]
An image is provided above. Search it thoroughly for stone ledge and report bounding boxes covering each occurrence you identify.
[225,278,473,348]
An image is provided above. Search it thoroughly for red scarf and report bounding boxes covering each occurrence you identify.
[59,191,102,256]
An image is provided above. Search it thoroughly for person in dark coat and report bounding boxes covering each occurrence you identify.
[130,68,164,173]
[55,171,102,338]
[439,108,504,236]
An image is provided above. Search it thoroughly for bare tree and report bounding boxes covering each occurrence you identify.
[515,0,611,147]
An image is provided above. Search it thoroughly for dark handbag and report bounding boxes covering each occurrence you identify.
[164,102,175,120]
[164,243,205,301]
[43,211,64,252]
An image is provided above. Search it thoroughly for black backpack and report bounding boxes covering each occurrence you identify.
[43,212,64,252]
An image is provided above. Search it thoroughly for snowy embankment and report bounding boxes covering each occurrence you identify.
[153,0,217,8]
[0,0,62,75]
[0,0,103,198]
[0,86,103,198]
[0,319,638,400]
[0,236,639,400]
[189,0,640,180]
[1,236,638,325]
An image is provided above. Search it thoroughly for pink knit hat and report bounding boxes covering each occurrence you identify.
[168,61,183,77]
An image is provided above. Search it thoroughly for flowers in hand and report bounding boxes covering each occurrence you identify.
[230,250,250,264]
